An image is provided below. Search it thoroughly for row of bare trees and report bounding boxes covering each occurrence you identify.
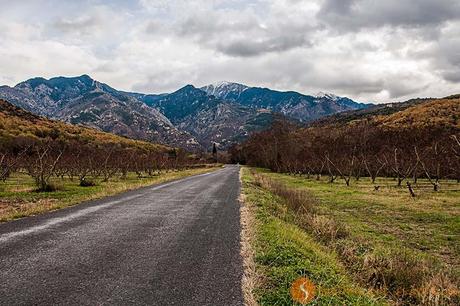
[1,137,199,191]
[230,120,460,190]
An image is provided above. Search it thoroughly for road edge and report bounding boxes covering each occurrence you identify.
[239,167,258,306]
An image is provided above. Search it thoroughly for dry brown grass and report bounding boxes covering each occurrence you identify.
[306,214,349,243]
[239,169,259,306]
[416,273,460,306]
[359,250,459,305]
[251,170,347,244]
[252,171,317,214]
[0,198,57,219]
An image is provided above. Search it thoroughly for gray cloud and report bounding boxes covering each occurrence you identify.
[318,0,460,31]
[215,34,311,57]
[320,0,354,15]
[53,16,100,34]
[170,4,316,57]
[410,21,460,84]
[437,26,460,82]
[442,71,460,83]
[385,77,430,99]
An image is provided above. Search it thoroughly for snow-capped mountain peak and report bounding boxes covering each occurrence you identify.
[211,81,232,87]
[201,81,249,100]
[315,91,340,101]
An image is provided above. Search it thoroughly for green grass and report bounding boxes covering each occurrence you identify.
[254,170,460,276]
[0,166,220,222]
[241,168,386,305]
[245,168,460,305]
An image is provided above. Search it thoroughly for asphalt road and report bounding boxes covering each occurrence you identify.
[0,165,243,306]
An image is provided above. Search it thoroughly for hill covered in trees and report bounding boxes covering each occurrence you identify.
[0,99,169,151]
[375,98,459,129]
[0,99,196,191]
[231,96,460,189]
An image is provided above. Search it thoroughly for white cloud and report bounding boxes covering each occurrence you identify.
[0,0,458,103]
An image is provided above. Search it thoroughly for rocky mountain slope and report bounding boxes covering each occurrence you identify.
[145,85,273,149]
[0,99,170,152]
[1,75,370,151]
[200,82,368,122]
[201,82,249,101]
[0,76,200,150]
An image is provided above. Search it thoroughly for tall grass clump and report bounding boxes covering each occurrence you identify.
[251,170,347,244]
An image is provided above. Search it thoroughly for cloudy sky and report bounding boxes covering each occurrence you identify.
[0,0,459,103]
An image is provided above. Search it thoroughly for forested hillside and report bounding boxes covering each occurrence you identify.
[0,99,196,191]
[0,99,167,150]
[232,97,460,189]
[375,98,460,129]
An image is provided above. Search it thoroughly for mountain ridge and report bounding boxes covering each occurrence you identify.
[0,75,201,150]
[0,98,171,152]
[0,75,371,150]
[145,84,273,149]
[200,81,368,122]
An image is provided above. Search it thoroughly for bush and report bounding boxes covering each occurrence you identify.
[35,182,62,192]
[79,179,96,187]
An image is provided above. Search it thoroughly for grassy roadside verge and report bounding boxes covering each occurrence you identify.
[0,166,220,222]
[242,167,459,305]
[240,167,386,305]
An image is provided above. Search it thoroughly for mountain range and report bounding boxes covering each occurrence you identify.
[201,81,367,122]
[0,75,368,150]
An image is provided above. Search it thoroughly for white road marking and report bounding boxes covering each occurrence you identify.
[0,195,141,243]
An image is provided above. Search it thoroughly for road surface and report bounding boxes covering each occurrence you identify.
[0,165,243,305]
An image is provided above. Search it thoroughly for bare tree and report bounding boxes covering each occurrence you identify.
[383,147,417,187]
[415,142,448,191]
[25,141,64,191]
[363,154,386,184]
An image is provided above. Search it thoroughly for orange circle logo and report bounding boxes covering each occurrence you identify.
[290,277,316,304]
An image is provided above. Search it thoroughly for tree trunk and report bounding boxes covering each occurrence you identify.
[406,182,416,197]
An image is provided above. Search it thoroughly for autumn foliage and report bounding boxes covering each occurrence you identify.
[231,98,460,190]
[0,100,201,191]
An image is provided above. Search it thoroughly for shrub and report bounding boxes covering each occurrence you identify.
[35,182,62,192]
[79,179,96,187]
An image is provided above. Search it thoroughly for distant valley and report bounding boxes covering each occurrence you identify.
[0,75,368,150]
